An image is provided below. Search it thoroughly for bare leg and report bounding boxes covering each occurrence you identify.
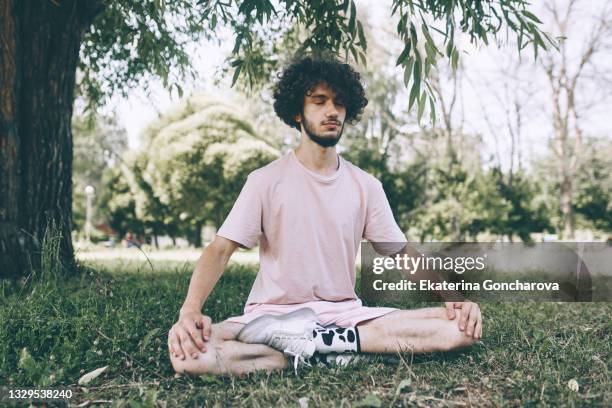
[170,321,287,376]
[357,307,477,354]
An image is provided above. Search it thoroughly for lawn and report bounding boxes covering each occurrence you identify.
[1,259,610,407]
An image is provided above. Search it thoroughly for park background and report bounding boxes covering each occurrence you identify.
[2,0,611,406]
[72,1,611,255]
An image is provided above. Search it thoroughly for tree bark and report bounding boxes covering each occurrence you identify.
[0,0,101,278]
[193,221,203,248]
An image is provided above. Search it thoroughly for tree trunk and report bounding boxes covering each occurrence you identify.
[560,176,574,239]
[0,0,101,278]
[193,221,203,248]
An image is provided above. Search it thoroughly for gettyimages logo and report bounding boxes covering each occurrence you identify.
[373,253,487,275]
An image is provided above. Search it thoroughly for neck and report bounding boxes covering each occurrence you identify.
[294,136,338,175]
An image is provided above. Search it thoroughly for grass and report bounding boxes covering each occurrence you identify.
[1,259,610,407]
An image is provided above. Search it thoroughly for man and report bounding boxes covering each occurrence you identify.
[168,56,483,376]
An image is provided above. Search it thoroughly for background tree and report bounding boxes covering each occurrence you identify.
[538,0,612,238]
[569,137,612,233]
[72,114,128,237]
[97,165,147,241]
[100,94,279,248]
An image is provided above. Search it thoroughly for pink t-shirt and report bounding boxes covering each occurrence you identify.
[217,149,407,309]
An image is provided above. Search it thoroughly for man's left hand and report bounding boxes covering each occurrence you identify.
[445,301,482,339]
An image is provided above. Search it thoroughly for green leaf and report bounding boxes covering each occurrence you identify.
[357,21,367,49]
[348,1,356,36]
[403,57,414,87]
[451,48,459,71]
[408,80,419,111]
[417,91,427,123]
[532,31,543,59]
[211,13,217,30]
[409,22,418,44]
[396,43,411,66]
[359,50,367,66]
[429,95,436,124]
[446,32,454,57]
[349,45,359,63]
[421,23,434,47]
[424,40,436,62]
[232,33,243,54]
[522,10,543,24]
[231,64,242,87]
[481,30,489,46]
[413,57,421,91]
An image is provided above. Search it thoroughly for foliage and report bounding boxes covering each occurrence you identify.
[140,94,279,227]
[78,0,212,106]
[225,0,555,121]
[97,165,147,239]
[78,0,553,122]
[573,138,612,232]
[72,114,128,235]
[97,94,279,243]
[533,136,612,236]
[485,168,552,241]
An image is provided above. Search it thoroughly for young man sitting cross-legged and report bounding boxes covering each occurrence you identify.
[168,56,483,376]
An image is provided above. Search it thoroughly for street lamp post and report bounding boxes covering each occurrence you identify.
[84,185,95,244]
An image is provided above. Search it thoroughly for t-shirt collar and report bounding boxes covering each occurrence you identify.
[290,149,343,184]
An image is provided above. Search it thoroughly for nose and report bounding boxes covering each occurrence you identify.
[325,101,339,118]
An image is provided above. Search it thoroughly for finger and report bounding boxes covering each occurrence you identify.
[459,303,472,331]
[466,306,479,337]
[475,315,483,340]
[445,303,456,319]
[172,330,185,360]
[168,330,180,358]
[202,316,213,341]
[183,320,207,352]
[177,326,201,360]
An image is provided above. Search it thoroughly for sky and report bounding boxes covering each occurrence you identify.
[109,0,611,171]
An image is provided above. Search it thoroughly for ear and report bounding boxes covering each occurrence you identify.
[294,113,301,123]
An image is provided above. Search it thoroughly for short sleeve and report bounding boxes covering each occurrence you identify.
[216,174,263,249]
[363,179,407,255]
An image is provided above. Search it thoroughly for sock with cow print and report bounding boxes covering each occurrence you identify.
[312,323,360,354]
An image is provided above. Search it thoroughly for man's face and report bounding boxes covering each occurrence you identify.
[295,82,347,148]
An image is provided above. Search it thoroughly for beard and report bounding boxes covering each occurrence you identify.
[302,116,344,148]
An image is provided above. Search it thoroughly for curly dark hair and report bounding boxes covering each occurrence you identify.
[273,56,368,131]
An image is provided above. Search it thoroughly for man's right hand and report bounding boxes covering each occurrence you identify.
[168,309,212,360]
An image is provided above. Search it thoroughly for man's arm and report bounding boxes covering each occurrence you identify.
[168,236,239,360]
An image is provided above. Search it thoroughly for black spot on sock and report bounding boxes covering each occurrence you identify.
[347,330,355,343]
[322,331,335,346]
[339,335,345,342]
[313,331,317,338]
[335,328,346,334]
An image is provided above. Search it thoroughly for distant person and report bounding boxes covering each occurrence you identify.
[168,56,482,376]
